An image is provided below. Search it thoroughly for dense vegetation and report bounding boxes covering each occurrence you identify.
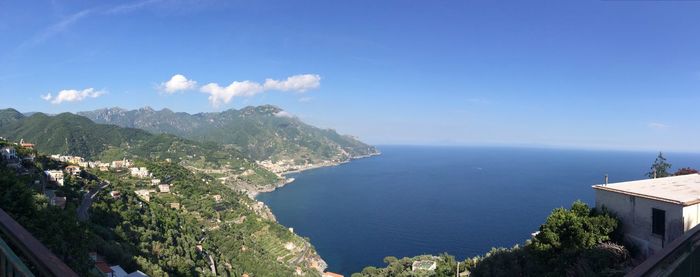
[90,161,323,276]
[0,142,324,276]
[0,110,280,187]
[0,144,93,274]
[353,201,630,277]
[79,105,378,163]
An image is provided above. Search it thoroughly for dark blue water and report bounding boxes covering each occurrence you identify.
[257,146,700,275]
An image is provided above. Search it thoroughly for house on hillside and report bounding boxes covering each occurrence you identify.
[50,196,67,209]
[158,184,170,193]
[1,147,17,160]
[111,159,132,169]
[44,170,64,186]
[129,167,150,178]
[593,173,700,257]
[19,139,34,149]
[134,189,152,202]
[411,260,437,271]
[65,165,81,176]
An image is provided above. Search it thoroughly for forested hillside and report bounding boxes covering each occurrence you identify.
[79,105,378,163]
[0,110,280,187]
[0,140,325,276]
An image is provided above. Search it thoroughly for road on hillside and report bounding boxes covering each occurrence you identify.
[77,180,110,222]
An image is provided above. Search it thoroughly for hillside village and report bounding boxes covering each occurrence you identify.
[0,137,332,276]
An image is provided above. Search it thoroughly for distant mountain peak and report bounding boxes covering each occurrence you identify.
[139,106,155,112]
[240,105,283,117]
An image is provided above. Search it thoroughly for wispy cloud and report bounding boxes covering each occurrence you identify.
[41,88,105,104]
[19,8,95,49]
[19,0,162,50]
[648,122,669,129]
[106,0,162,14]
[199,74,321,108]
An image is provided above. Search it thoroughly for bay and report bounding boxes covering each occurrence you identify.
[257,146,700,275]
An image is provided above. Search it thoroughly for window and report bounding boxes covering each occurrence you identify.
[652,208,666,237]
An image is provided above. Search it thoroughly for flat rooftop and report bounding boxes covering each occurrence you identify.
[593,174,700,206]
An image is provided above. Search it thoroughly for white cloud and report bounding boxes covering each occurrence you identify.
[160,74,197,93]
[41,88,105,104]
[263,74,321,92]
[648,122,669,129]
[199,74,321,107]
[200,81,264,108]
[274,111,294,118]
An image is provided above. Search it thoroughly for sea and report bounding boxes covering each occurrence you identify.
[256,145,700,276]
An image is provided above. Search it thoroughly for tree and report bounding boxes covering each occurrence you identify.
[674,167,699,176]
[646,152,671,178]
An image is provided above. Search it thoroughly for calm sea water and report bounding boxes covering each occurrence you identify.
[257,146,700,275]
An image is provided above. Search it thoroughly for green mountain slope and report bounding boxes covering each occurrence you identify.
[0,111,150,158]
[0,110,279,185]
[79,105,379,163]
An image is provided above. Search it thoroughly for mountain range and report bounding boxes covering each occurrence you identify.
[0,109,280,184]
[78,105,378,163]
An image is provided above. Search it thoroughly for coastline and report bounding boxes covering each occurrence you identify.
[247,152,382,198]
[247,151,381,274]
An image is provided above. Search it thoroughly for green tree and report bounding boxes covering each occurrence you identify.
[646,152,671,178]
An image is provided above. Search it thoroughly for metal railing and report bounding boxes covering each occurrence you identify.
[0,208,78,277]
[626,223,700,277]
[0,235,34,277]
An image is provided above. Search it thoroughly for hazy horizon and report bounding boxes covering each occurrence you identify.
[4,105,700,153]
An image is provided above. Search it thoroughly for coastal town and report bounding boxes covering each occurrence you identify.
[0,137,338,276]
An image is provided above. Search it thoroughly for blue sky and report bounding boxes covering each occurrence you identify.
[1,1,699,151]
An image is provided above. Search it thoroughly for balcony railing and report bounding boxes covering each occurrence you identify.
[626,223,700,276]
[0,208,78,277]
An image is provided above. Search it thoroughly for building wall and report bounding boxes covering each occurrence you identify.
[595,189,685,257]
[682,204,700,232]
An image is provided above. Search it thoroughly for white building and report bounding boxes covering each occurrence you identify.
[44,170,65,186]
[411,260,437,271]
[1,147,17,160]
[158,184,170,193]
[134,189,152,202]
[593,174,700,257]
[129,167,150,178]
[64,165,81,176]
[111,159,132,169]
